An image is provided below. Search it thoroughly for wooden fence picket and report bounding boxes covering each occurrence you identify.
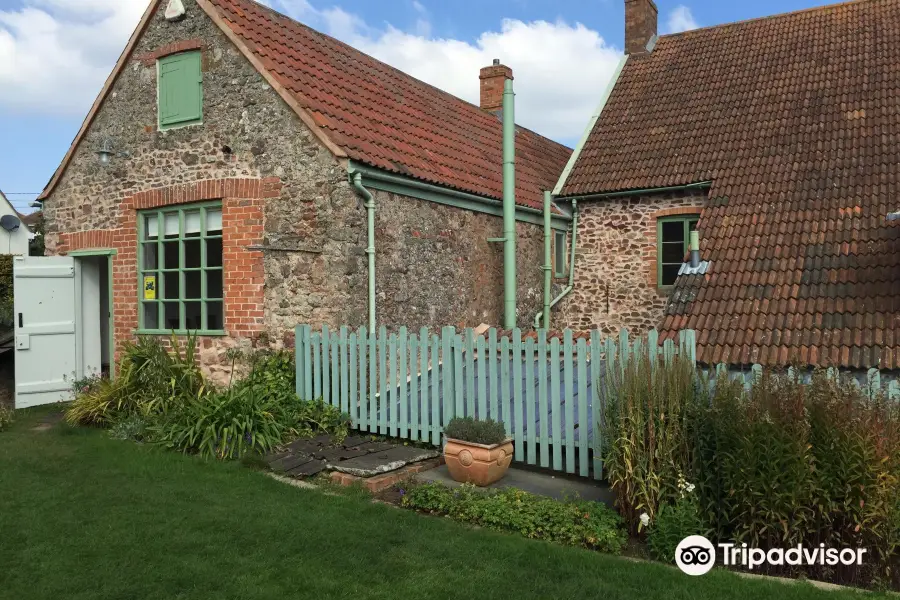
[294,324,899,480]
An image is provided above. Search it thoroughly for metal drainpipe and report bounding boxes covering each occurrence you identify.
[542,191,552,329]
[502,77,517,330]
[534,199,579,329]
[351,172,376,334]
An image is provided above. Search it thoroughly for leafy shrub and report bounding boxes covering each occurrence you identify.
[402,482,626,553]
[688,369,900,586]
[234,349,295,401]
[151,385,284,459]
[108,414,151,442]
[602,351,702,534]
[66,334,206,427]
[0,404,13,432]
[0,254,13,329]
[443,417,507,445]
[647,476,707,562]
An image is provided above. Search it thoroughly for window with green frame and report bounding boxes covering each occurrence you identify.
[657,215,699,288]
[554,230,568,278]
[158,51,203,129]
[138,203,224,333]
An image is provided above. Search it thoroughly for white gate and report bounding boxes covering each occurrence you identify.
[13,256,78,408]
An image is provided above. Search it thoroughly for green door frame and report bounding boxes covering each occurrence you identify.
[68,248,117,378]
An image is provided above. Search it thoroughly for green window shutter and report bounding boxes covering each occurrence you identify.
[158,51,202,128]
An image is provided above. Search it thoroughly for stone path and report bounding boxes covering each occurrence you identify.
[265,434,439,479]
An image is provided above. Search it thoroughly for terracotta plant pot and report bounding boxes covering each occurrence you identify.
[443,437,514,487]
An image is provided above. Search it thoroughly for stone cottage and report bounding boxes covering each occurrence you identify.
[553,0,900,370]
[37,0,571,380]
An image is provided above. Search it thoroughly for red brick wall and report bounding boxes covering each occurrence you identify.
[59,177,280,369]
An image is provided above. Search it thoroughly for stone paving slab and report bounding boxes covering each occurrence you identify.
[265,433,440,480]
[332,446,440,477]
[285,459,327,477]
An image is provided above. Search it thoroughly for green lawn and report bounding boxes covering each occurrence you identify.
[0,407,883,600]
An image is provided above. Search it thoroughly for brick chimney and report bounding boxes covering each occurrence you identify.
[480,59,513,113]
[625,0,658,54]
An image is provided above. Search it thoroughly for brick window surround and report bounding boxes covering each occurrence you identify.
[644,206,703,289]
[135,39,205,66]
[58,177,281,364]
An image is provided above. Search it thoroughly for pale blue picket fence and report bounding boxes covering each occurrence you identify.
[294,324,697,479]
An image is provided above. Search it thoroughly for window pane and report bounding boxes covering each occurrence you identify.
[164,302,180,330]
[184,239,201,268]
[142,242,158,270]
[144,215,158,240]
[661,220,685,243]
[164,213,179,238]
[142,302,159,330]
[661,264,681,286]
[163,241,179,269]
[163,272,180,300]
[662,242,686,264]
[688,220,698,232]
[185,271,201,299]
[184,211,201,236]
[207,301,223,331]
[206,238,223,267]
[206,209,222,234]
[184,302,202,330]
[206,269,223,299]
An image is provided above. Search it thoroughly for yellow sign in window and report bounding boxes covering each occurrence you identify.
[143,275,157,300]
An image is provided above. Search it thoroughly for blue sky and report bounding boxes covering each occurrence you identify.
[0,0,832,213]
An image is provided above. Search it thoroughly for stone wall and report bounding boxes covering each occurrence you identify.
[42,0,360,382]
[42,0,553,383]
[558,190,706,336]
[372,189,547,331]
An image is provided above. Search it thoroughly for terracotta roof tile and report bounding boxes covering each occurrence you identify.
[563,0,900,369]
[206,0,571,210]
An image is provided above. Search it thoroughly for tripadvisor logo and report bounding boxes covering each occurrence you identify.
[675,536,867,576]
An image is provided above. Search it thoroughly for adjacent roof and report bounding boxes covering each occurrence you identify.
[559,0,900,369]
[40,0,571,210]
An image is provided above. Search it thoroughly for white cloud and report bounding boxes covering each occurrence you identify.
[268,1,622,143]
[0,0,146,115]
[0,0,624,144]
[663,5,699,34]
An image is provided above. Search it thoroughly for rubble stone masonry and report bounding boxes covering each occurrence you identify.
[559,190,706,336]
[43,0,548,383]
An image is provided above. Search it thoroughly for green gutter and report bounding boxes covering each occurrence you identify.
[553,54,629,196]
[567,181,713,201]
[348,163,570,230]
[351,172,376,334]
[502,77,516,330]
[541,191,552,329]
[535,199,579,329]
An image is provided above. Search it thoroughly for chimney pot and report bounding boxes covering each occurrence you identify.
[625,0,658,55]
[479,61,513,113]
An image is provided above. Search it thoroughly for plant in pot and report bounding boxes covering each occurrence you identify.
[443,417,513,486]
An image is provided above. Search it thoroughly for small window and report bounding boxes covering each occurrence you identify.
[158,51,203,129]
[657,215,699,287]
[554,230,568,278]
[139,203,224,332]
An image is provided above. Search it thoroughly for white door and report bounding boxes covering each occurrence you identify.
[14,256,78,409]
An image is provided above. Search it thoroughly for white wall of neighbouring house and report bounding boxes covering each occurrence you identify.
[0,198,31,256]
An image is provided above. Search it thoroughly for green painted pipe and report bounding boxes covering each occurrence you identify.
[502,77,516,330]
[351,172,376,334]
[535,199,579,329]
[542,191,552,329]
[560,181,712,201]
